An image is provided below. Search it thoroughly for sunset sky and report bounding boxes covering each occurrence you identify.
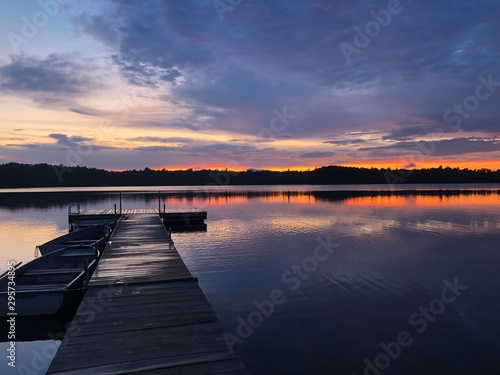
[1,0,499,171]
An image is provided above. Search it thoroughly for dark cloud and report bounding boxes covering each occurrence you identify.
[111,55,183,87]
[6,134,102,156]
[133,145,181,153]
[345,131,383,136]
[129,136,193,144]
[383,124,455,141]
[0,55,97,103]
[70,107,110,117]
[299,151,336,158]
[71,0,500,144]
[5,143,41,149]
[360,137,500,157]
[323,139,367,145]
[49,133,93,148]
[384,115,500,140]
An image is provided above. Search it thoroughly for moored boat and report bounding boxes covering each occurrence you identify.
[0,246,98,316]
[36,224,112,256]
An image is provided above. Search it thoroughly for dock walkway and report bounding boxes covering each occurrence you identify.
[47,214,247,374]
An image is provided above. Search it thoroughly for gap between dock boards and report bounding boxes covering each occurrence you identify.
[47,214,248,374]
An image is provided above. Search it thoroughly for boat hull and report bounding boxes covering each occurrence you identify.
[0,289,82,316]
[37,224,112,256]
[0,247,97,317]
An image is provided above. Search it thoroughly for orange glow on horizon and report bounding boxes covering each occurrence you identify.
[340,160,500,171]
[96,161,499,173]
[150,164,314,172]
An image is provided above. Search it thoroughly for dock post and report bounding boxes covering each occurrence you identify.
[163,204,165,213]
[114,203,117,214]
[84,258,89,284]
[158,191,161,213]
[119,192,122,214]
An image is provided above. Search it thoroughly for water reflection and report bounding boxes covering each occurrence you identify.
[0,186,499,374]
[0,305,78,374]
[0,220,67,270]
[0,340,61,374]
[1,187,499,210]
[343,191,500,208]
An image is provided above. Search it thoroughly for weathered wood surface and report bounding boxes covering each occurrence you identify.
[90,215,192,285]
[47,214,247,374]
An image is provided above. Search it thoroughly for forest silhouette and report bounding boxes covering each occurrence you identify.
[0,163,499,188]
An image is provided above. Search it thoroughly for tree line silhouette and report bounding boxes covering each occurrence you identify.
[0,162,499,188]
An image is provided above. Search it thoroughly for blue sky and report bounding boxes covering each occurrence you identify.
[1,0,499,170]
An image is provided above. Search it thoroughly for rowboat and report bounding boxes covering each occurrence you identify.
[36,224,112,256]
[0,246,98,316]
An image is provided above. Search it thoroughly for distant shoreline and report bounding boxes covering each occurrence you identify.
[1,184,500,196]
[1,162,499,189]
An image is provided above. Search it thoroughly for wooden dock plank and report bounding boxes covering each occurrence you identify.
[47,214,246,374]
[49,353,247,375]
[90,215,192,285]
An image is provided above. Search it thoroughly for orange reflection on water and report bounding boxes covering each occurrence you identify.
[161,194,249,206]
[160,192,316,206]
[0,218,65,272]
[344,192,500,207]
[256,193,315,205]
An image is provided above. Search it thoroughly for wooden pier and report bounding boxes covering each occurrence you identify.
[47,213,247,374]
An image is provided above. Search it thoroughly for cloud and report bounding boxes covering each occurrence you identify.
[70,107,111,117]
[128,136,193,144]
[384,115,500,141]
[345,131,383,136]
[133,145,181,153]
[111,55,183,87]
[323,139,367,145]
[0,54,98,103]
[298,151,336,158]
[4,135,90,151]
[383,124,455,141]
[360,137,500,157]
[49,133,93,148]
[69,0,500,144]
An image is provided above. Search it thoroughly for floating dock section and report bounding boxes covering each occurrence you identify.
[69,208,207,231]
[48,213,247,374]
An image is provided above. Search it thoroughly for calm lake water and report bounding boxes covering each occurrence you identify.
[1,184,500,374]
